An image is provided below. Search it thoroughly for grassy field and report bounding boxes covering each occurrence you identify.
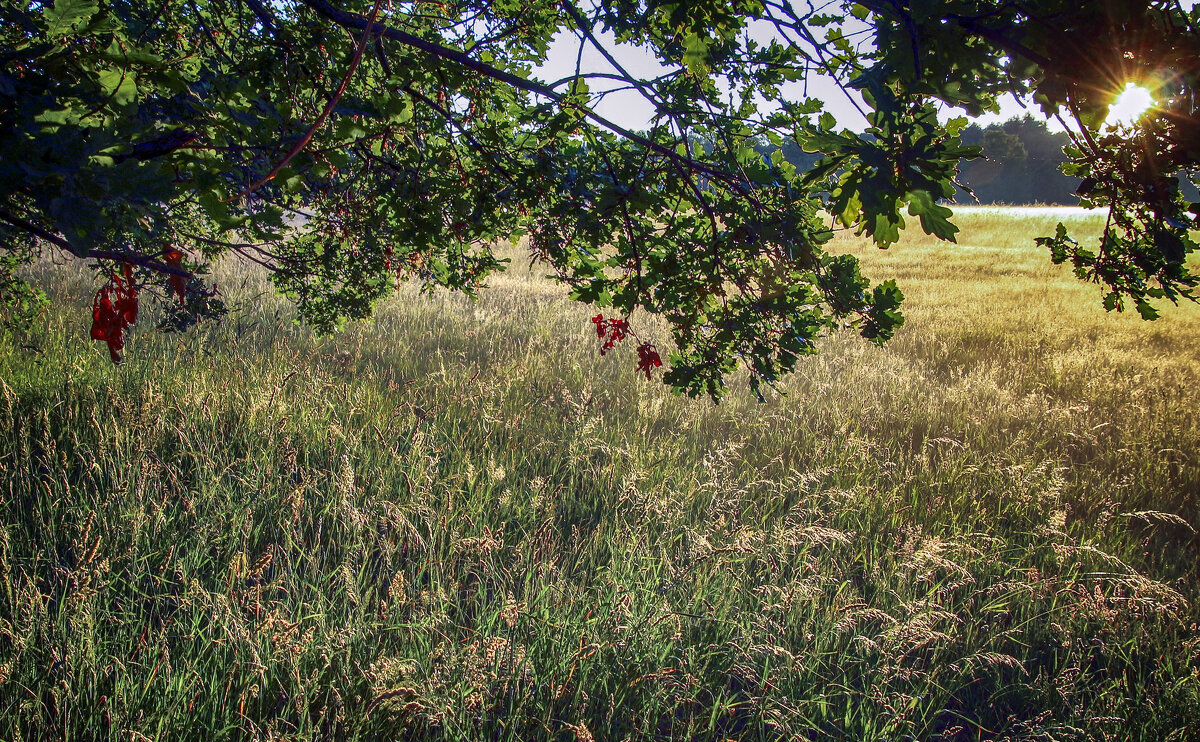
[1,210,1198,740]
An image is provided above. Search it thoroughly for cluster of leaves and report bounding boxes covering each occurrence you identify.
[592,312,660,378]
[591,313,631,355]
[1,0,1198,398]
[89,262,137,362]
[634,340,661,379]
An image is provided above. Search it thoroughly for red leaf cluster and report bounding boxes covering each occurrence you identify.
[90,264,138,363]
[163,247,187,305]
[591,315,663,381]
[591,313,630,356]
[636,343,662,380]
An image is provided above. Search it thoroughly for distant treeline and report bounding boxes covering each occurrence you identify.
[955,115,1081,204]
[757,115,1086,205]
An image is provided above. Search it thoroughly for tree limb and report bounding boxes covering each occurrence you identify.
[0,207,192,277]
[296,0,742,184]
[229,0,383,201]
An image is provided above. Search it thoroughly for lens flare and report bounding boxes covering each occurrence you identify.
[1105,83,1155,127]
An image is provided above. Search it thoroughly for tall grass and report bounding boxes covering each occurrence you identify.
[1,210,1198,740]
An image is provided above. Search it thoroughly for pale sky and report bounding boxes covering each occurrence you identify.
[530,14,1134,135]
[531,22,879,133]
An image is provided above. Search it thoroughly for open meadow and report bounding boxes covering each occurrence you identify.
[1,209,1198,740]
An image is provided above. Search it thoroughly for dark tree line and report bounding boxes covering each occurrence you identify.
[956,116,1080,204]
[759,115,1083,206]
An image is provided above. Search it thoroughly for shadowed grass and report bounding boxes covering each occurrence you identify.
[0,209,1198,740]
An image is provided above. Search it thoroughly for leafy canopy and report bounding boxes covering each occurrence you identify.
[2,0,1197,399]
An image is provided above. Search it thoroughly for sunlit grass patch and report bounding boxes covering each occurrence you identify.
[1,209,1198,740]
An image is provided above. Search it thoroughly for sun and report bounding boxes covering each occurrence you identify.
[1105,83,1156,127]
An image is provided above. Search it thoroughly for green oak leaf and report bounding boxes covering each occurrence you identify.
[43,0,98,37]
